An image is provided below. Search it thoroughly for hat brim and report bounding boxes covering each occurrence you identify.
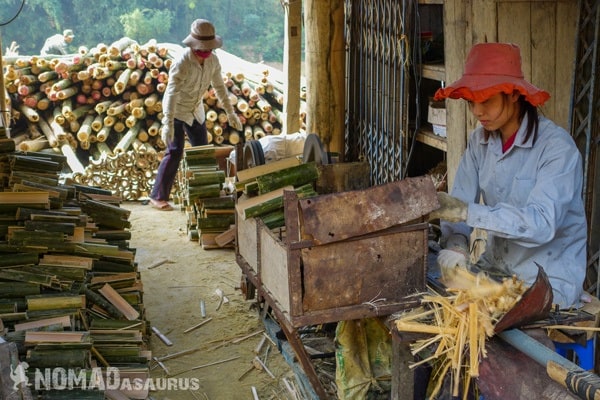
[434,74,550,107]
[182,34,222,50]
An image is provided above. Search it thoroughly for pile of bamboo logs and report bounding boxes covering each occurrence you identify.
[0,142,150,398]
[3,39,305,199]
[176,145,237,249]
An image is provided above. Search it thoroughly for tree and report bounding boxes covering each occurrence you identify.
[120,8,173,44]
[0,0,287,64]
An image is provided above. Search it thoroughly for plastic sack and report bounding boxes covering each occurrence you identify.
[335,318,392,399]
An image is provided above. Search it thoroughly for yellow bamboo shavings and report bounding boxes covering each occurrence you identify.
[395,266,528,400]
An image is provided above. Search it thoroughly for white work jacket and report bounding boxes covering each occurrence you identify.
[161,47,233,127]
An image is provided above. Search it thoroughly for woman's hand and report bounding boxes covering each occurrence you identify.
[429,192,467,222]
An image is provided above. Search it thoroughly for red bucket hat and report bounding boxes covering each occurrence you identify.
[434,43,550,107]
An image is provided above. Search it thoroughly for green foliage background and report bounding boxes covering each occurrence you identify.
[0,0,286,63]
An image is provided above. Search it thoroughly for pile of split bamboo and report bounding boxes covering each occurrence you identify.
[395,267,528,399]
[176,144,236,249]
[235,157,320,230]
[4,39,304,199]
[0,144,151,398]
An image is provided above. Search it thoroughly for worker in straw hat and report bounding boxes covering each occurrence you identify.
[40,29,75,56]
[149,18,243,211]
[429,42,587,309]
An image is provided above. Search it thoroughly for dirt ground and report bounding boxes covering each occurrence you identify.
[123,200,299,400]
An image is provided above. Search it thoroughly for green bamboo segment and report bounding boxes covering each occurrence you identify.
[24,220,76,235]
[27,213,82,225]
[20,180,70,199]
[261,209,285,229]
[26,294,85,311]
[92,260,136,273]
[197,215,236,230]
[243,195,284,219]
[92,230,132,241]
[0,300,18,313]
[0,268,58,288]
[12,171,60,186]
[0,138,16,153]
[24,264,86,281]
[256,161,319,194]
[26,308,80,320]
[0,312,27,321]
[0,243,48,254]
[9,230,66,246]
[244,181,260,196]
[184,145,216,157]
[75,242,134,261]
[90,330,143,344]
[187,183,222,200]
[243,183,317,219]
[0,252,40,268]
[26,348,90,368]
[92,345,143,357]
[199,195,235,209]
[0,281,40,297]
[11,154,63,172]
[90,318,144,330]
[188,170,226,186]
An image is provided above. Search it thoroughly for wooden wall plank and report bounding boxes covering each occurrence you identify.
[468,0,497,131]
[329,0,345,155]
[498,2,532,79]
[443,0,469,190]
[554,2,579,129]
[531,2,557,119]
[470,0,498,45]
[283,0,302,135]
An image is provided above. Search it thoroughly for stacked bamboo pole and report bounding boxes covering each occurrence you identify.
[0,149,150,398]
[177,145,236,249]
[3,40,306,200]
[235,161,319,230]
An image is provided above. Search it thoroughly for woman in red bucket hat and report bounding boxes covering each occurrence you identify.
[429,42,587,309]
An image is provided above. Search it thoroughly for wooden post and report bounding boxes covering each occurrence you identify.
[329,0,345,158]
[304,0,345,155]
[0,33,9,137]
[283,0,301,134]
[443,0,468,190]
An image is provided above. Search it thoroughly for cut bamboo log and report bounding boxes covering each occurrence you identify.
[255,162,319,194]
[26,294,85,311]
[98,283,140,321]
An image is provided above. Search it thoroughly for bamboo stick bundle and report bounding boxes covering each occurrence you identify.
[395,268,528,399]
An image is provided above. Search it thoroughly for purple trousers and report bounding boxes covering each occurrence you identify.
[150,119,207,201]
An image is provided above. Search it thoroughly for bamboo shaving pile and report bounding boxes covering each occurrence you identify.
[395,267,528,399]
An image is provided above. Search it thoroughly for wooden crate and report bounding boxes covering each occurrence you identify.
[236,174,438,328]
